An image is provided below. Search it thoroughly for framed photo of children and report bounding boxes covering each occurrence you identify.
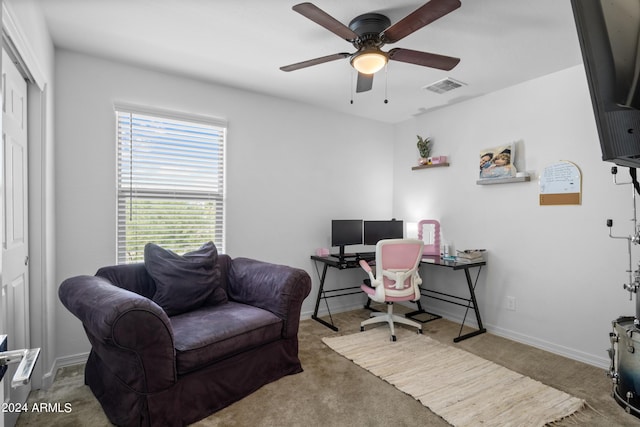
[479,144,517,179]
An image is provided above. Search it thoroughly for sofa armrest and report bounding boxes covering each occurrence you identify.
[58,275,176,393]
[228,258,311,338]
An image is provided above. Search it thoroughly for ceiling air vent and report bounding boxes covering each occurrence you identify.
[423,77,466,94]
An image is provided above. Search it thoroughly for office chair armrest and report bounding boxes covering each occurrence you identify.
[359,259,372,272]
[359,259,378,285]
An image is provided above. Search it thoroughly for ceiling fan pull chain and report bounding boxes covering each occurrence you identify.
[384,63,389,104]
[350,69,354,104]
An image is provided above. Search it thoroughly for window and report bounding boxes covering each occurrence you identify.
[116,106,226,264]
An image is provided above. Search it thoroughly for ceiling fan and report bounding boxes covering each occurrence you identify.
[280,0,462,93]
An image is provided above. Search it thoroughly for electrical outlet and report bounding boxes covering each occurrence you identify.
[506,296,516,311]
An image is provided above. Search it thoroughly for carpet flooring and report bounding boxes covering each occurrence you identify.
[14,308,640,426]
[323,327,584,426]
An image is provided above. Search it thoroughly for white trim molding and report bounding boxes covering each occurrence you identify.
[2,1,45,89]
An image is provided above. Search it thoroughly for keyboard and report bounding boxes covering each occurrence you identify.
[356,252,375,260]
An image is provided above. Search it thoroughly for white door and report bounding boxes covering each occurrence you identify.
[0,48,30,427]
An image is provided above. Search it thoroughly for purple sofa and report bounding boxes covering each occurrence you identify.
[58,253,311,426]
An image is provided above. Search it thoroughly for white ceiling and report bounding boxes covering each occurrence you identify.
[32,0,584,124]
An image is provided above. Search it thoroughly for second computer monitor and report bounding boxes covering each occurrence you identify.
[364,220,404,245]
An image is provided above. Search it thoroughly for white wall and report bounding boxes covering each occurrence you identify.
[392,65,636,367]
[53,50,394,363]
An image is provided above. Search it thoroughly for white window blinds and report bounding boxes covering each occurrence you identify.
[116,107,226,264]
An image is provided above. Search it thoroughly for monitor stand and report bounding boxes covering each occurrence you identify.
[330,246,355,262]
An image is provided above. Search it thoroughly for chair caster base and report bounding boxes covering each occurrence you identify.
[391,335,397,342]
[360,326,365,332]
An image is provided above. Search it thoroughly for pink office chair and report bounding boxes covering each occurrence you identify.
[359,238,424,341]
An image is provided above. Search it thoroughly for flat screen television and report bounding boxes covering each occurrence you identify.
[364,220,404,245]
[331,219,363,259]
[571,0,640,168]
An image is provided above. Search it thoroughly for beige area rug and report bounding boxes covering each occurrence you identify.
[322,327,585,427]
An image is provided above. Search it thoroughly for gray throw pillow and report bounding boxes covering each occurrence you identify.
[145,241,223,316]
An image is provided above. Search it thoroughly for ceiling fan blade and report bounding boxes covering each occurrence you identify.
[292,3,359,42]
[280,52,350,72]
[389,48,460,71]
[382,0,461,44]
[356,73,374,93]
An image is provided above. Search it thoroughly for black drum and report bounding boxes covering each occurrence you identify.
[610,316,640,417]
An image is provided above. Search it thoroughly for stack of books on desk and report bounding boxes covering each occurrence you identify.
[455,249,486,263]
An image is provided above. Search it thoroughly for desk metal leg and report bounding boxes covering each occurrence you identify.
[311,263,339,331]
[453,266,487,342]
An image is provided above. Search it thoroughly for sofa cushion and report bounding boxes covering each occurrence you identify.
[202,286,228,306]
[145,241,224,316]
[170,302,283,375]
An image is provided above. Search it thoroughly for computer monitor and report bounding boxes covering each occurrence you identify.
[364,220,404,245]
[331,219,363,259]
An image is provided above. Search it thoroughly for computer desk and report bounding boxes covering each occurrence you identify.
[309,255,363,332]
[309,254,487,342]
[410,256,487,342]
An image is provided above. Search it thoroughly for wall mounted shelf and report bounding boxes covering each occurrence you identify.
[411,163,450,171]
[476,175,530,185]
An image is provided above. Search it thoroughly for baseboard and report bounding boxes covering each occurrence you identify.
[55,352,89,370]
[486,324,609,369]
[415,305,610,370]
[40,370,54,390]
[40,352,89,389]
[306,303,610,370]
[301,301,365,320]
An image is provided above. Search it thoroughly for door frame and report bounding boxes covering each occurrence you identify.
[2,1,52,390]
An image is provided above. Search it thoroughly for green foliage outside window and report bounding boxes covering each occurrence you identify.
[121,198,221,263]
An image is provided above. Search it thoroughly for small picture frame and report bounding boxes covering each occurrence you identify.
[479,144,517,179]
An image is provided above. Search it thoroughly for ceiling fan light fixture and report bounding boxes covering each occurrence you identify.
[351,49,388,74]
